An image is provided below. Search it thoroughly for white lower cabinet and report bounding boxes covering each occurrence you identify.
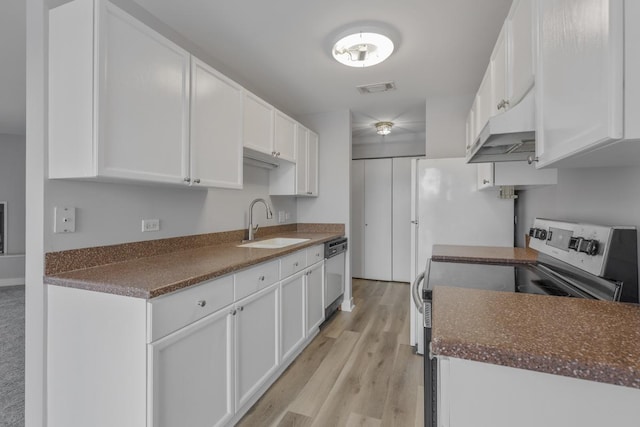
[149,307,234,427]
[234,283,279,410]
[281,271,306,362]
[306,261,325,336]
[47,246,330,427]
[438,357,640,427]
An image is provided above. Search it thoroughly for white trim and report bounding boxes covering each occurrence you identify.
[340,297,355,312]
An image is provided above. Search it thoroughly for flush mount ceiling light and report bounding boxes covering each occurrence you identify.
[332,32,394,67]
[375,121,394,135]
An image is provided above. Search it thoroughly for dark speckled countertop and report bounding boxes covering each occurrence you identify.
[432,286,640,389]
[44,226,343,299]
[431,244,538,264]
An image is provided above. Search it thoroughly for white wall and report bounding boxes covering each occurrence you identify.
[297,110,353,309]
[0,133,26,254]
[352,139,425,160]
[45,165,297,251]
[425,95,472,159]
[516,165,640,254]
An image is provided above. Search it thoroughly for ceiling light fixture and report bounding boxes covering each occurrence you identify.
[332,32,394,68]
[375,121,394,135]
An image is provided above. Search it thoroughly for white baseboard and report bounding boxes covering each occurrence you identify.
[0,278,25,287]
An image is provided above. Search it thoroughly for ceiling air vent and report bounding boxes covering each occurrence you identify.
[357,81,396,94]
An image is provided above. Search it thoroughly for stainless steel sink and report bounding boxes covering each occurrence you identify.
[237,237,310,249]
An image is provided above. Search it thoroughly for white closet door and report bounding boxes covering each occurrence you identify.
[350,160,365,278]
[392,158,412,283]
[364,159,392,281]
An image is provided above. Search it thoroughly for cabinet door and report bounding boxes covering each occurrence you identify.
[307,131,319,196]
[190,57,243,189]
[295,125,309,195]
[351,160,365,278]
[536,0,623,167]
[475,69,492,135]
[477,163,494,190]
[364,158,393,281]
[509,0,535,105]
[243,92,274,155]
[305,262,324,336]
[490,27,508,116]
[281,272,306,362]
[97,1,190,184]
[235,284,279,410]
[149,308,234,427]
[274,111,296,162]
[392,157,412,283]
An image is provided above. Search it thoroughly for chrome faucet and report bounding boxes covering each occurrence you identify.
[247,198,273,241]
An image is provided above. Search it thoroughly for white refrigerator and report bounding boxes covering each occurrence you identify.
[409,158,514,354]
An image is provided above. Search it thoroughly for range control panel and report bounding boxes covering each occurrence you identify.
[528,218,613,276]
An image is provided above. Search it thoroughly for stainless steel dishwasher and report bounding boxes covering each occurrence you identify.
[324,237,348,318]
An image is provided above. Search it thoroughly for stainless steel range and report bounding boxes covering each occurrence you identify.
[413,218,638,427]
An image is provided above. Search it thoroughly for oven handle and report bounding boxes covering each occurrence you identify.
[411,271,425,314]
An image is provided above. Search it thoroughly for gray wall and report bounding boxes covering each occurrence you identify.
[297,109,353,308]
[45,165,297,252]
[516,166,640,254]
[0,134,26,254]
[425,95,471,159]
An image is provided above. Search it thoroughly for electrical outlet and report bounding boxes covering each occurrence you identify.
[142,219,160,232]
[278,211,285,224]
[285,212,291,221]
[54,206,76,233]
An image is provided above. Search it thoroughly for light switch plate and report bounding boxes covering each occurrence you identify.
[54,206,76,233]
[278,211,285,223]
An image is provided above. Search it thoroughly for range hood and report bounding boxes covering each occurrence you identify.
[466,90,536,163]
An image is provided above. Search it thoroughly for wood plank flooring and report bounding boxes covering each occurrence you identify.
[237,279,424,427]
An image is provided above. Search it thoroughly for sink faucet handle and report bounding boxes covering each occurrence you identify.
[253,224,260,235]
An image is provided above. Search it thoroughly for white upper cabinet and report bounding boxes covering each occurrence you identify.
[477,161,557,191]
[490,27,508,116]
[49,0,244,188]
[295,126,319,196]
[535,0,640,168]
[475,69,493,140]
[189,57,243,189]
[274,111,296,162]
[509,0,535,105]
[49,0,190,184]
[243,91,275,156]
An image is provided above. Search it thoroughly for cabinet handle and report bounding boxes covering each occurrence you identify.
[196,300,207,307]
[184,177,191,183]
[272,151,277,157]
[193,178,201,184]
[496,99,510,110]
[483,179,490,184]
[316,253,320,257]
[230,309,237,316]
[276,152,281,157]
[527,155,538,165]
[259,275,265,281]
[239,306,244,312]
[307,192,312,195]
[294,262,299,267]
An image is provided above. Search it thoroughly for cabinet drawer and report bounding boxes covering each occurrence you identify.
[306,244,324,265]
[235,259,280,300]
[148,274,234,342]
[280,250,307,278]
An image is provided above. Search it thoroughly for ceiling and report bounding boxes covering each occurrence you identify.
[1,0,512,142]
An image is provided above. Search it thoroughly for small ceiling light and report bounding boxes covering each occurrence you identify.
[375,121,394,135]
[332,32,394,68]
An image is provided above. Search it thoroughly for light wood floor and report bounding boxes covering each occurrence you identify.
[237,279,424,427]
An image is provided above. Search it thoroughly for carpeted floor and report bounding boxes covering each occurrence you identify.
[0,285,25,427]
